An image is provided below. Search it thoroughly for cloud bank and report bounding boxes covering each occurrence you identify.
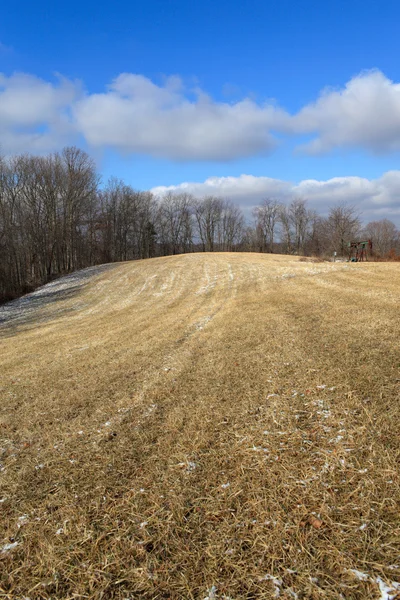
[73,74,285,160]
[151,172,400,224]
[0,73,79,154]
[2,69,400,159]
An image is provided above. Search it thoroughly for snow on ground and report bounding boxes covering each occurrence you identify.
[0,255,353,331]
[349,570,400,600]
[0,264,116,328]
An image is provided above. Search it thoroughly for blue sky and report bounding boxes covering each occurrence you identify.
[1,0,400,221]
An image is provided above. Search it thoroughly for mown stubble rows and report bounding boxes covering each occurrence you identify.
[0,253,399,599]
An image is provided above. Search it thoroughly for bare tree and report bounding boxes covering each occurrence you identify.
[193,196,224,252]
[279,204,293,254]
[305,210,325,256]
[239,225,258,252]
[288,198,312,255]
[253,199,280,253]
[58,147,99,271]
[3,145,400,305]
[219,200,244,251]
[363,219,399,257]
[99,181,159,261]
[325,203,361,257]
[158,192,194,255]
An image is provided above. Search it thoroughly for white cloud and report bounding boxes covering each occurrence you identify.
[1,69,400,223]
[73,70,400,158]
[152,174,292,202]
[1,69,400,160]
[292,70,400,154]
[151,172,400,225]
[0,73,79,154]
[72,74,284,160]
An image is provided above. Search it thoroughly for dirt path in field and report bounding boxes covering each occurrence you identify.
[0,254,399,600]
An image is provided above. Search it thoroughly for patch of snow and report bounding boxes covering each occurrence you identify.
[1,541,19,553]
[329,435,344,444]
[228,264,234,281]
[17,515,29,528]
[376,577,400,600]
[348,570,400,599]
[259,574,282,597]
[221,483,230,489]
[194,316,212,330]
[0,264,115,328]
[203,585,218,600]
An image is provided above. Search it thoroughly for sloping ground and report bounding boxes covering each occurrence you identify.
[0,253,399,599]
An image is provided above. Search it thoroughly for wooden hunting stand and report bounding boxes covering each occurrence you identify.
[347,239,373,262]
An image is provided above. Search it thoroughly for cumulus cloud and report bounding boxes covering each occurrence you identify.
[1,69,400,159]
[2,69,400,222]
[72,74,285,160]
[0,72,79,154]
[151,172,400,224]
[292,70,400,154]
[152,175,293,205]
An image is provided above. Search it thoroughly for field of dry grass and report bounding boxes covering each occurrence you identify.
[0,253,399,599]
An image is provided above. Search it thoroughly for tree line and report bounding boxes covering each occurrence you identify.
[1,146,399,303]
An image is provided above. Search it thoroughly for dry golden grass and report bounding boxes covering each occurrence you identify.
[0,253,399,599]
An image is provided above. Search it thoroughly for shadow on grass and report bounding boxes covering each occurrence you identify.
[0,263,118,336]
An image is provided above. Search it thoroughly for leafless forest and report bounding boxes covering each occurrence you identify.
[1,146,399,303]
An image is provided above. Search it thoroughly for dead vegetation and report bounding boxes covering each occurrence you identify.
[298,257,327,263]
[0,253,399,599]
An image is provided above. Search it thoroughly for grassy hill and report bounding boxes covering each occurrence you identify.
[0,253,399,599]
